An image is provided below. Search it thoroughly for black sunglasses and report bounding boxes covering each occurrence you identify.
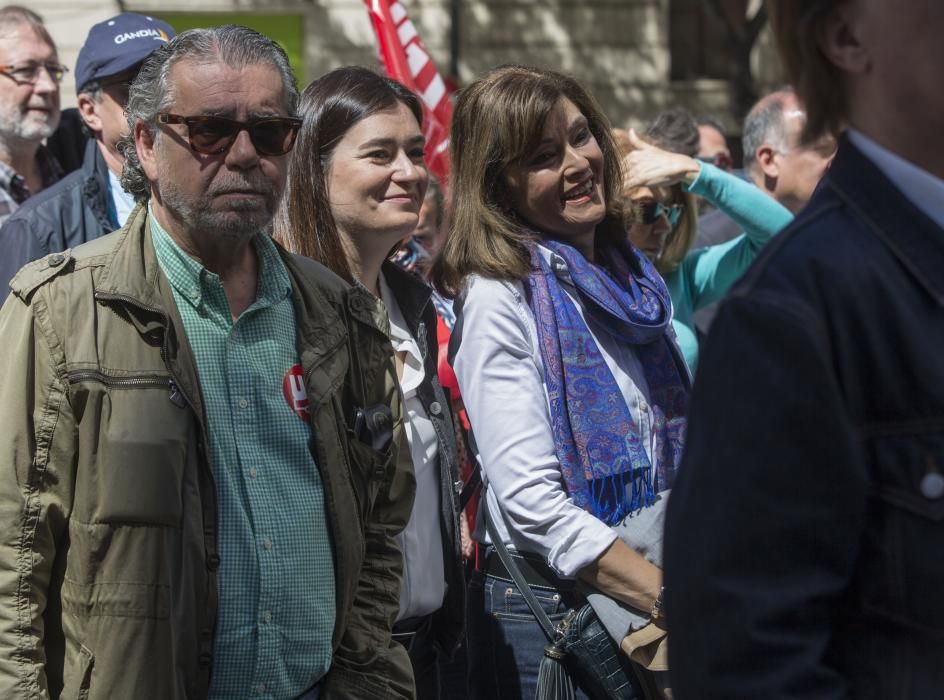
[638,201,684,228]
[157,113,303,156]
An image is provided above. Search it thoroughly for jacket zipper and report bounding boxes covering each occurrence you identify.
[92,291,201,415]
[67,369,172,389]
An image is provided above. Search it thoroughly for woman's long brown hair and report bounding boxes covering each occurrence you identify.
[431,65,626,298]
[274,66,423,282]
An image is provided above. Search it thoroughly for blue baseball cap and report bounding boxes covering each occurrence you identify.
[75,13,175,93]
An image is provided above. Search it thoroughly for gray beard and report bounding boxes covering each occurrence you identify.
[0,112,58,143]
[157,171,281,248]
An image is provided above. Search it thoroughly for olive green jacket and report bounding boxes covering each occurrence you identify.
[0,206,416,699]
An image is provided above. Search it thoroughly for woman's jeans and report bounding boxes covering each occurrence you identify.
[467,570,591,700]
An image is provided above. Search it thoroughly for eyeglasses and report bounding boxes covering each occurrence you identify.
[156,113,303,157]
[0,62,68,85]
[638,201,684,229]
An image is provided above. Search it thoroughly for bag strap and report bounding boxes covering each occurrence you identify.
[458,469,481,511]
[484,505,558,642]
[457,426,482,511]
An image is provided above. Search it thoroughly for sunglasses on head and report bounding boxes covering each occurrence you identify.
[638,201,684,229]
[156,113,303,156]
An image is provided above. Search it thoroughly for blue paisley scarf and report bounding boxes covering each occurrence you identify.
[526,239,690,525]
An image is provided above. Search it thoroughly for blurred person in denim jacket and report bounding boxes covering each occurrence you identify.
[665,2,944,698]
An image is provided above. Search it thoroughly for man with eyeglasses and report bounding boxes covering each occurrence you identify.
[692,88,837,336]
[0,13,174,301]
[0,25,415,700]
[0,6,64,225]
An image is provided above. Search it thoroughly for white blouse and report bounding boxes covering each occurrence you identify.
[453,246,665,579]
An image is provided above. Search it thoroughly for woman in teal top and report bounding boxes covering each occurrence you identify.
[621,129,794,371]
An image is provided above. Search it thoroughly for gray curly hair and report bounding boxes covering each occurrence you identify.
[118,25,299,203]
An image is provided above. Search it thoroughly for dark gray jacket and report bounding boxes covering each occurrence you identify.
[0,139,114,301]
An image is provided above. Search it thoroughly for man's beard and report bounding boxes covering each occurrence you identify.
[158,169,282,246]
[0,103,59,142]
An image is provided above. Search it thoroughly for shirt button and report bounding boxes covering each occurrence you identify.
[429,401,442,416]
[238,398,249,409]
[262,610,272,624]
[639,400,649,414]
[47,253,65,267]
[255,684,266,695]
[921,471,944,500]
[261,537,273,550]
[188,287,199,299]
[249,468,258,479]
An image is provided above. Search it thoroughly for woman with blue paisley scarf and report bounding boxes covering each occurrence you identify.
[433,65,690,699]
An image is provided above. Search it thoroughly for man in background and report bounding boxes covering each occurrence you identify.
[693,88,835,334]
[0,13,174,298]
[0,6,63,224]
[695,115,732,172]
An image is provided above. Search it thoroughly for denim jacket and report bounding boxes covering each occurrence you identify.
[664,135,944,699]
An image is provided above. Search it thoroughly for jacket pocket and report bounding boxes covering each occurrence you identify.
[61,644,94,700]
[864,431,944,632]
[70,372,191,527]
[345,429,393,526]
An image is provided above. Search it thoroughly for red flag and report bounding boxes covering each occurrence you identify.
[364,0,453,182]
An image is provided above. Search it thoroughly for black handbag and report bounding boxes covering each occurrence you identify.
[484,508,655,700]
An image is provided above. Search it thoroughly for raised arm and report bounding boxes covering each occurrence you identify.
[623,130,794,309]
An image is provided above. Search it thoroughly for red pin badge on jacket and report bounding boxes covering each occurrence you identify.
[283,364,310,421]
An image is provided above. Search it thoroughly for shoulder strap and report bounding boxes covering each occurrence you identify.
[484,505,558,642]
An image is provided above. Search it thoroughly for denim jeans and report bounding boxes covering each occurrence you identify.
[467,570,591,700]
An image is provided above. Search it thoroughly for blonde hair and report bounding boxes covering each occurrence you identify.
[655,190,696,275]
[768,0,847,142]
[432,65,625,297]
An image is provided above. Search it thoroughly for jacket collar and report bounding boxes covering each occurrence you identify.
[97,203,170,311]
[82,139,115,231]
[828,134,944,306]
[381,260,432,336]
[100,205,346,334]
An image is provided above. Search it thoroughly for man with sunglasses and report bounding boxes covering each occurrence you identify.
[0,25,416,700]
[0,13,174,301]
[0,6,63,226]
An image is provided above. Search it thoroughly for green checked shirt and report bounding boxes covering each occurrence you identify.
[150,212,335,700]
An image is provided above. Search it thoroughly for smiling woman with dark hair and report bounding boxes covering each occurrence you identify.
[276,66,465,700]
[434,65,690,699]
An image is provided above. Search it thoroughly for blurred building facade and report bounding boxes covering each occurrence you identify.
[31,0,784,137]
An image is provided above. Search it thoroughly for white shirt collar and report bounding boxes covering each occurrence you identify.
[108,168,136,228]
[848,129,944,231]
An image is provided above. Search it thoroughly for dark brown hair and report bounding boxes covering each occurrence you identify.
[432,65,625,297]
[274,66,423,282]
[769,0,847,142]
